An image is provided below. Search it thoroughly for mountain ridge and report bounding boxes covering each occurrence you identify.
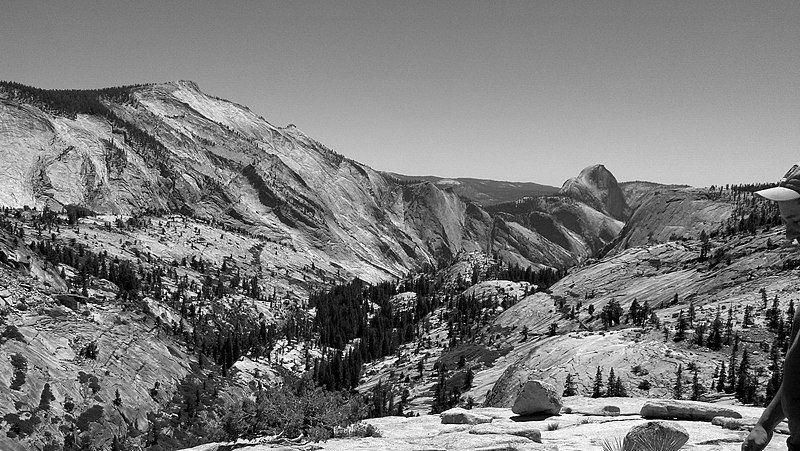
[0,80,625,277]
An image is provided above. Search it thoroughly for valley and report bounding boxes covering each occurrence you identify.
[0,81,792,451]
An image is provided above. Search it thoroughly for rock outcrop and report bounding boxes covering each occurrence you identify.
[607,188,736,255]
[571,405,620,417]
[512,380,562,416]
[560,164,629,221]
[440,407,494,425]
[469,423,542,442]
[640,400,742,421]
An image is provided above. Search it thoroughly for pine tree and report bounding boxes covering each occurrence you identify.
[628,298,640,324]
[769,295,781,329]
[673,364,683,400]
[743,305,754,327]
[563,373,578,397]
[592,366,604,398]
[614,377,627,397]
[113,388,122,406]
[707,308,723,350]
[765,342,783,406]
[726,335,739,394]
[735,348,750,401]
[674,310,687,342]
[38,382,55,411]
[693,322,706,347]
[606,368,617,397]
[724,308,734,345]
[699,230,710,261]
[691,368,701,401]
[716,362,726,392]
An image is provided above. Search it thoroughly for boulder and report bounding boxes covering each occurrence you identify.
[469,423,542,442]
[710,416,791,434]
[624,421,688,451]
[485,362,535,408]
[512,380,562,416]
[711,416,757,431]
[46,305,68,318]
[640,399,742,421]
[55,294,81,310]
[572,405,620,417]
[440,408,493,425]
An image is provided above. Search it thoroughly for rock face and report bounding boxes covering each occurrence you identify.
[386,173,560,206]
[512,380,562,416]
[640,400,742,421]
[624,421,689,451]
[440,408,494,425]
[0,81,625,279]
[607,188,735,255]
[560,164,629,221]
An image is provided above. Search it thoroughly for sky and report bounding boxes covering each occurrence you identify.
[1,0,799,188]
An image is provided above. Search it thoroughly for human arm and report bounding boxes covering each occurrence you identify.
[743,303,800,450]
[741,388,783,451]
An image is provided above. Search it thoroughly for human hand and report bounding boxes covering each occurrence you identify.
[742,424,772,451]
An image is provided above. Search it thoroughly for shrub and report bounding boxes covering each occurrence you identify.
[38,383,55,411]
[221,377,368,442]
[602,436,624,451]
[75,405,104,432]
[2,325,26,343]
[10,353,27,390]
[334,421,382,438]
[79,341,98,359]
[546,422,560,431]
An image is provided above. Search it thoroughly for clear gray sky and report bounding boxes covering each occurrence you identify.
[2,0,798,187]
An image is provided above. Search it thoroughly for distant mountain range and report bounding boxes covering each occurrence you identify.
[382,173,559,206]
[0,80,639,275]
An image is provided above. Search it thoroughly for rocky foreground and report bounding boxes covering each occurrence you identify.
[181,397,788,451]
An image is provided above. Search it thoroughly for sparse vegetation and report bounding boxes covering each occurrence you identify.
[9,353,27,390]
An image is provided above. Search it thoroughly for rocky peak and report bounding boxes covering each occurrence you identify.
[172,80,200,91]
[559,164,629,221]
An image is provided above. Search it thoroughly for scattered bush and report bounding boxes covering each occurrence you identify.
[75,405,104,432]
[546,422,560,431]
[2,325,26,344]
[9,353,27,390]
[79,341,98,359]
[221,376,368,443]
[334,421,382,438]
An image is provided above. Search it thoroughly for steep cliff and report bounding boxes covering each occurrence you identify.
[560,164,630,221]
